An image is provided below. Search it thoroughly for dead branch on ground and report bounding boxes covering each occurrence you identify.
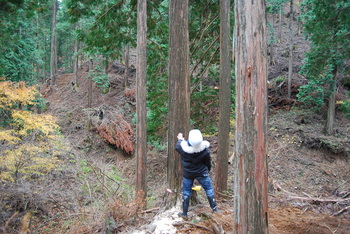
[140,207,160,214]
[333,205,350,216]
[289,195,350,204]
[272,181,350,216]
[211,216,225,234]
[173,221,214,232]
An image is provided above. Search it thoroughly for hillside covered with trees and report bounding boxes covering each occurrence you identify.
[1,0,350,233]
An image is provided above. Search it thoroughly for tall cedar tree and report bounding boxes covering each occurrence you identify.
[215,0,231,195]
[167,0,190,206]
[233,0,269,232]
[49,0,58,86]
[135,0,147,207]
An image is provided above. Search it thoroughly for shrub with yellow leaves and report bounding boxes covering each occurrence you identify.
[0,79,64,182]
[0,80,37,110]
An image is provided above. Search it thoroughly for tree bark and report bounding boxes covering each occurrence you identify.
[233,0,269,232]
[88,59,93,108]
[36,15,42,84]
[167,0,190,206]
[49,0,58,86]
[325,66,337,135]
[124,45,130,89]
[73,23,79,87]
[288,0,294,99]
[215,0,231,196]
[54,26,58,77]
[278,6,283,42]
[269,13,276,66]
[136,0,147,208]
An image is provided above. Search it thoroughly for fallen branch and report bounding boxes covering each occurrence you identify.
[273,181,298,196]
[5,211,19,231]
[217,191,233,200]
[289,195,350,203]
[323,222,340,234]
[212,216,225,234]
[333,205,350,216]
[212,222,224,234]
[274,182,350,203]
[173,221,214,232]
[341,190,350,199]
[140,207,160,214]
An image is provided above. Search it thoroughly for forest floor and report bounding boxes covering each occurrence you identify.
[40,65,350,234]
[36,17,350,234]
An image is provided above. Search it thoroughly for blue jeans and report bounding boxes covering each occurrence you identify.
[182,175,215,197]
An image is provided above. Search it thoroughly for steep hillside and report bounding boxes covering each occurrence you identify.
[38,61,350,233]
[37,15,350,234]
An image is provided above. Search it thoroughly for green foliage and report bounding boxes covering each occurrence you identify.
[146,1,169,143]
[1,0,237,144]
[0,80,65,182]
[66,0,137,60]
[56,7,77,72]
[266,0,288,14]
[147,0,235,142]
[76,159,133,202]
[0,0,25,13]
[0,0,53,83]
[89,64,110,93]
[266,0,288,45]
[296,79,326,111]
[92,73,110,93]
[297,62,337,110]
[191,82,220,133]
[339,92,350,118]
[0,12,38,83]
[189,1,235,133]
[298,0,350,108]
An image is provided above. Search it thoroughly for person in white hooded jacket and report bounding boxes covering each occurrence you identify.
[175,129,218,219]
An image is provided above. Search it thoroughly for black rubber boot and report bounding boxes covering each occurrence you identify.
[178,196,190,219]
[207,195,219,213]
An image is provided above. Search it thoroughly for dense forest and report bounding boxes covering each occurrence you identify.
[1,0,349,233]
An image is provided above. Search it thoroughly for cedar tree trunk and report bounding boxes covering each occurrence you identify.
[49,0,57,86]
[215,0,231,195]
[233,0,269,232]
[136,0,147,206]
[167,0,190,205]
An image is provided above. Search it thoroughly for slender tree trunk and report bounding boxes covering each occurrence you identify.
[167,0,190,206]
[288,0,294,99]
[234,0,269,232]
[54,31,58,75]
[296,12,302,35]
[325,66,337,135]
[88,59,93,108]
[36,15,42,114]
[73,24,79,87]
[215,0,231,196]
[49,0,57,86]
[278,6,283,42]
[44,30,49,81]
[136,0,147,208]
[269,13,276,65]
[124,45,130,89]
[36,15,42,83]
